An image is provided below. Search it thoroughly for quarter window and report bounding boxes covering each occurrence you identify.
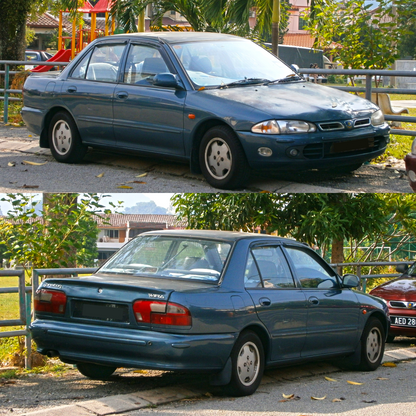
[285,247,338,289]
[70,50,92,79]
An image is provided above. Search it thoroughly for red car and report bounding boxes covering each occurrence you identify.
[370,262,416,342]
[404,138,416,192]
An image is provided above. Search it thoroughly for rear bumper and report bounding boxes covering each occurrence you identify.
[21,106,45,136]
[30,319,236,371]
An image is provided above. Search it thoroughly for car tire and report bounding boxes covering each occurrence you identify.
[199,126,250,189]
[386,335,395,343]
[358,317,385,371]
[226,330,264,397]
[76,362,117,380]
[49,111,87,163]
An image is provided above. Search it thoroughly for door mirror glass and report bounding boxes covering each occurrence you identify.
[342,274,360,288]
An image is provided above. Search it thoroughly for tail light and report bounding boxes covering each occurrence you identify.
[34,289,67,314]
[133,300,191,326]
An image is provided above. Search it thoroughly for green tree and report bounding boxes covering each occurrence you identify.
[0,193,115,271]
[303,0,416,86]
[171,193,388,264]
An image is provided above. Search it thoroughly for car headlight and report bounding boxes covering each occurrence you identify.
[251,120,317,134]
[411,138,416,155]
[371,109,385,126]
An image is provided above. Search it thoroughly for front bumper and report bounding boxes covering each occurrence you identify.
[237,124,390,170]
[30,319,236,371]
[404,152,416,192]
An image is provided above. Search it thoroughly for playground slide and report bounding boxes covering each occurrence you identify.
[31,49,72,72]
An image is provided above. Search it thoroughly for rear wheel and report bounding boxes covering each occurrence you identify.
[358,317,385,371]
[226,331,264,396]
[49,111,87,163]
[76,362,117,380]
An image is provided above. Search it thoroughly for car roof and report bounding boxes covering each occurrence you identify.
[139,229,303,245]
[104,32,245,44]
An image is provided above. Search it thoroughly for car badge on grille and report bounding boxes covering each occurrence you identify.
[98,288,103,293]
[407,302,414,308]
[344,120,354,129]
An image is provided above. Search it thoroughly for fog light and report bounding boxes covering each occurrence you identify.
[409,170,416,182]
[258,147,273,157]
[289,148,299,157]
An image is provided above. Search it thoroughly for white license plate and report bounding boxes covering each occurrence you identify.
[391,315,416,327]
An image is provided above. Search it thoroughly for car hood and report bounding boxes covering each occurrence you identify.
[202,81,377,121]
[370,277,416,301]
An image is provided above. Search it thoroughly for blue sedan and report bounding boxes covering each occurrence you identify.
[30,230,389,396]
[21,32,390,189]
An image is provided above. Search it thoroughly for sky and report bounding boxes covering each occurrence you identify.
[0,193,175,215]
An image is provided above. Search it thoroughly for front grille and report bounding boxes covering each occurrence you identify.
[389,300,416,309]
[354,118,371,127]
[318,122,344,131]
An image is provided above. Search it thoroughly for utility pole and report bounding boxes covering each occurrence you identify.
[272,0,280,57]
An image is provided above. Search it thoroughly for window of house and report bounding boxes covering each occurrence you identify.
[298,16,307,31]
[105,230,119,239]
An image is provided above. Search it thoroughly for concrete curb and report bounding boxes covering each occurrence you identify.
[21,347,416,416]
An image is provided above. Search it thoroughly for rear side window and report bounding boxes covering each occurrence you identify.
[245,246,295,289]
[70,50,92,79]
[86,44,126,82]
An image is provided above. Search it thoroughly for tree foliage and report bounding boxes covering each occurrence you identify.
[171,193,416,264]
[303,0,416,80]
[0,193,115,271]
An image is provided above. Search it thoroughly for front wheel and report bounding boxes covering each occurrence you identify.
[49,111,87,163]
[76,362,117,380]
[199,126,250,189]
[226,331,264,396]
[358,317,385,371]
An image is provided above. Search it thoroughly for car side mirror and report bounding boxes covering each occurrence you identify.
[153,73,184,89]
[290,64,300,74]
[396,264,409,274]
[342,274,360,288]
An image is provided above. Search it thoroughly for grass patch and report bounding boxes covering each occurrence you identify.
[0,368,19,379]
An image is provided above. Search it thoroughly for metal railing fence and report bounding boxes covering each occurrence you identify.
[0,262,413,368]
[0,267,97,369]
[1,61,416,135]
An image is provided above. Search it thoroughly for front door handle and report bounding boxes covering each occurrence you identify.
[116,91,128,99]
[259,297,271,307]
[308,296,319,306]
[67,86,77,93]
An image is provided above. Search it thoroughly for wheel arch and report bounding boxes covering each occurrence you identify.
[238,324,271,362]
[365,311,388,339]
[40,106,77,148]
[189,118,239,174]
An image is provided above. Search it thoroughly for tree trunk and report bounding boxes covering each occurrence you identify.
[0,0,31,61]
[331,238,344,275]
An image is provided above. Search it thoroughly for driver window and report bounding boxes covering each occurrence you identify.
[284,247,338,289]
[123,44,168,85]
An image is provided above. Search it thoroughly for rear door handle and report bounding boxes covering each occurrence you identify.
[67,86,77,93]
[259,297,271,307]
[116,91,128,99]
[308,296,319,306]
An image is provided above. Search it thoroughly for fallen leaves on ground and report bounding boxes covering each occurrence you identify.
[136,173,147,177]
[362,400,377,403]
[325,376,337,382]
[347,380,363,385]
[279,393,301,402]
[332,398,346,402]
[382,362,397,367]
[22,184,39,189]
[8,162,16,167]
[22,160,47,166]
[96,173,104,178]
[376,377,389,380]
[311,396,327,400]
[117,185,133,189]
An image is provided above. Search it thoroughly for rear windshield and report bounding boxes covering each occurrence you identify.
[98,235,232,283]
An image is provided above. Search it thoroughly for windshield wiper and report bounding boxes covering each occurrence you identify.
[267,74,304,85]
[219,78,271,88]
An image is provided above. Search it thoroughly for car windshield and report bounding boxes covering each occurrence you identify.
[99,235,232,283]
[171,39,294,88]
